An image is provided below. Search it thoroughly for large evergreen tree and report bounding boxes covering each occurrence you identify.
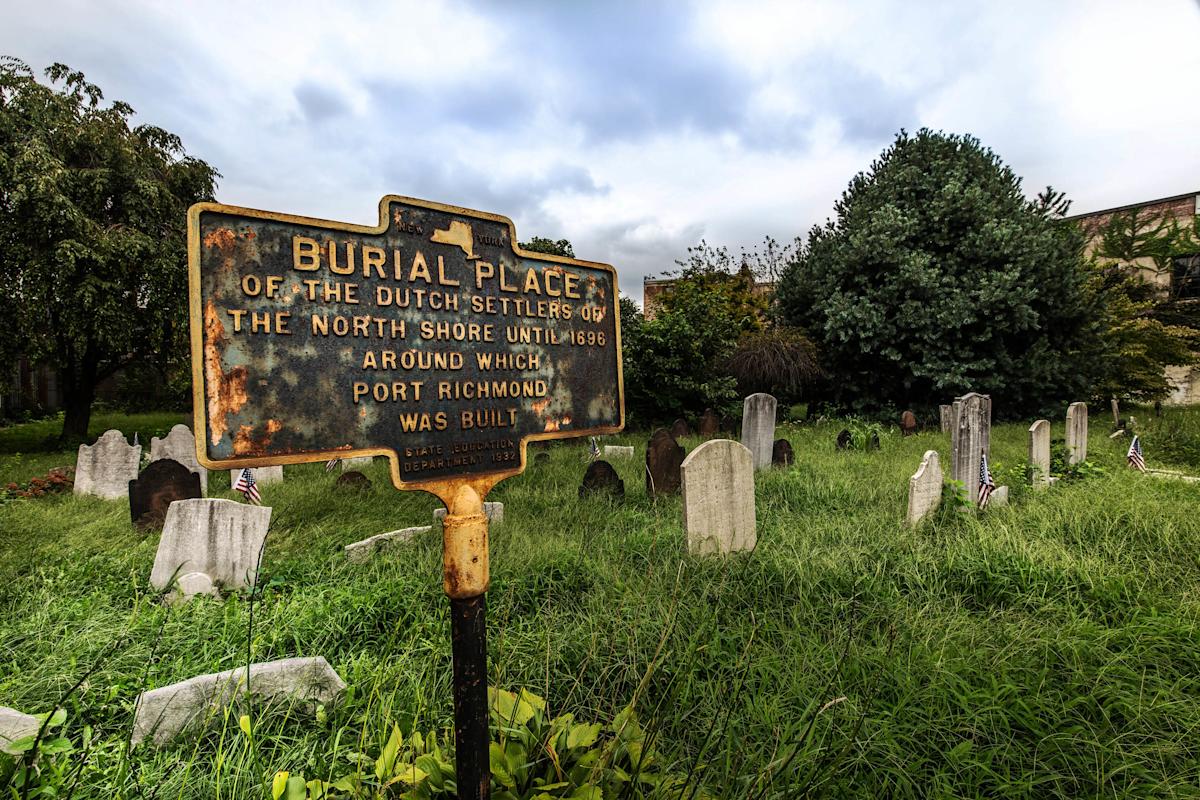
[776,129,1097,416]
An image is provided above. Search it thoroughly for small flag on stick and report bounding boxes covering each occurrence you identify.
[325,458,341,472]
[234,468,262,505]
[1127,435,1146,472]
[588,436,600,462]
[977,450,996,509]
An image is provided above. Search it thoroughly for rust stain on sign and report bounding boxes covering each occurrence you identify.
[202,300,249,446]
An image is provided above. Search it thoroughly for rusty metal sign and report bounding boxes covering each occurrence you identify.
[187,195,624,490]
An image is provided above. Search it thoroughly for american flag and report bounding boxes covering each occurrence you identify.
[325,458,341,472]
[234,468,262,505]
[588,437,600,462]
[977,450,996,509]
[1127,435,1146,472]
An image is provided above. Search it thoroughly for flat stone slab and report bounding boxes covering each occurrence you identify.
[150,424,208,494]
[602,445,634,459]
[150,499,272,597]
[906,450,942,526]
[434,502,503,524]
[681,439,756,555]
[345,526,431,563]
[0,706,40,755]
[131,657,346,748]
[75,429,140,500]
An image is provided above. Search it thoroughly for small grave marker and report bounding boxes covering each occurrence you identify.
[1028,419,1050,488]
[900,410,917,436]
[771,438,794,466]
[681,440,756,555]
[129,458,202,528]
[741,393,777,470]
[335,471,372,492]
[579,460,624,498]
[836,429,852,450]
[906,450,942,525]
[670,418,691,439]
[645,429,685,497]
[1066,402,1088,465]
[698,408,719,437]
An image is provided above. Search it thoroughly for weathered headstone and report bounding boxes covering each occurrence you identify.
[75,430,141,500]
[900,410,918,436]
[228,466,283,487]
[698,408,720,437]
[1111,398,1120,426]
[1066,402,1088,465]
[645,429,686,497]
[951,392,991,506]
[670,418,691,439]
[990,486,1009,507]
[341,456,373,470]
[836,429,852,450]
[579,460,624,499]
[740,393,777,470]
[939,405,953,433]
[1028,419,1050,488]
[681,440,756,555]
[345,526,431,564]
[129,459,203,528]
[0,706,39,755]
[435,503,503,524]
[771,438,794,466]
[149,499,271,597]
[150,424,208,494]
[131,657,346,748]
[602,445,634,459]
[906,450,942,525]
[335,471,372,492]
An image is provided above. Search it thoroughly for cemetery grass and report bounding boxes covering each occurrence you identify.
[2,412,1200,797]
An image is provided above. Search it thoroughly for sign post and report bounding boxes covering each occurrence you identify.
[187,195,623,799]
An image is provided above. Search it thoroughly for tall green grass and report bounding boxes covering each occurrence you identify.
[1,410,1198,797]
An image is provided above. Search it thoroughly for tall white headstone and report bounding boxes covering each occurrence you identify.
[151,424,208,493]
[1066,402,1088,465]
[740,393,777,471]
[951,392,991,506]
[1028,419,1050,488]
[74,429,140,500]
[906,450,943,526]
[150,498,271,597]
[681,439,756,555]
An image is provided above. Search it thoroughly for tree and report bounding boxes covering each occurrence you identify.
[519,236,574,258]
[0,58,218,441]
[775,129,1097,416]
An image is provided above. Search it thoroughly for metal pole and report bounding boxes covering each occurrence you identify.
[442,483,491,800]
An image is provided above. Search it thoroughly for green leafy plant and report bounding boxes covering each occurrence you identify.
[0,708,80,798]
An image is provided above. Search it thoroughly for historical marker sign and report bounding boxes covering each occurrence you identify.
[188,195,624,488]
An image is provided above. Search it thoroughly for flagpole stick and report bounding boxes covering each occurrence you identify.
[442,482,491,800]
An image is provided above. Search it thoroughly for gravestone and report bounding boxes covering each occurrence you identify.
[150,424,208,494]
[869,431,880,450]
[771,438,794,466]
[681,440,756,555]
[131,657,346,748]
[645,429,686,497]
[951,392,991,506]
[75,430,141,500]
[335,471,371,492]
[534,452,550,465]
[836,429,852,450]
[906,450,942,525]
[341,456,373,470]
[990,486,1009,507]
[1,706,39,755]
[670,418,691,439]
[129,459,202,528]
[149,499,272,598]
[698,408,720,437]
[345,526,431,564]
[1066,402,1088,465]
[602,445,634,459]
[1028,419,1050,488]
[900,410,918,436]
[1111,398,1120,426]
[740,393,777,470]
[939,405,953,433]
[228,466,283,486]
[579,460,624,499]
[435,502,503,524]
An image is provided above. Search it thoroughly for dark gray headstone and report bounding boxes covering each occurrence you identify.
[579,460,624,499]
[771,438,794,466]
[646,429,686,497]
[698,408,719,437]
[900,411,917,436]
[335,471,371,492]
[129,459,202,528]
[836,429,852,450]
[670,418,691,439]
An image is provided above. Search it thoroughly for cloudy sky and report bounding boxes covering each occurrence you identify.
[4,0,1199,302]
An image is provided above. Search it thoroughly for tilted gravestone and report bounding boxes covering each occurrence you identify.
[228,466,283,487]
[131,657,346,748]
[150,499,271,598]
[681,439,756,555]
[836,429,852,450]
[579,460,624,499]
[740,393,777,470]
[75,430,141,501]
[900,411,918,436]
[1,706,40,755]
[1066,402,1088,465]
[150,424,208,494]
[1028,419,1050,488]
[345,526,431,564]
[698,408,720,438]
[906,450,942,526]
[951,392,991,506]
[335,471,372,492]
[771,438,794,467]
[129,459,202,528]
[670,418,691,440]
[939,405,953,433]
[646,429,686,497]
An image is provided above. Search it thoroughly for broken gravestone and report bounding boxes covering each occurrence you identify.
[698,408,720,438]
[129,459,202,528]
[771,438,794,467]
[681,440,756,555]
[345,526,431,564]
[900,411,918,436]
[149,499,271,599]
[75,430,141,500]
[645,429,686,497]
[1028,419,1050,489]
[1066,402,1088,465]
[131,657,346,748]
[906,450,942,525]
[740,393,777,470]
[579,460,624,499]
[150,424,208,494]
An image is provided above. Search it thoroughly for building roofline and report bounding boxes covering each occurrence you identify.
[1065,190,1199,221]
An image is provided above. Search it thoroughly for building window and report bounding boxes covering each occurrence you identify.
[1173,254,1200,299]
